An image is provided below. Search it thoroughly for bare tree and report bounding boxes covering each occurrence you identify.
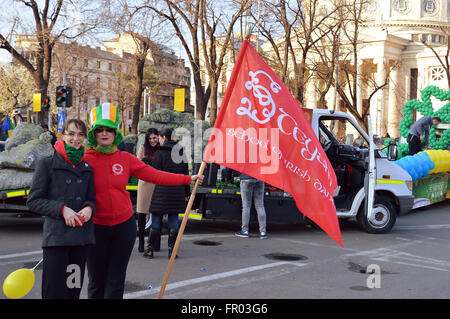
[0,64,35,118]
[311,13,341,109]
[291,0,339,105]
[142,0,247,122]
[140,0,210,120]
[335,0,394,131]
[0,0,100,124]
[421,26,450,90]
[199,0,251,125]
[103,0,167,133]
[250,0,298,88]
[52,42,101,121]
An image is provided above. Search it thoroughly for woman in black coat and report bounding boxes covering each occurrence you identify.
[146,128,189,258]
[27,119,96,299]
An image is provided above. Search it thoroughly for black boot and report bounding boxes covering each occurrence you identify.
[144,228,161,259]
[137,213,146,253]
[168,229,179,259]
[154,227,161,252]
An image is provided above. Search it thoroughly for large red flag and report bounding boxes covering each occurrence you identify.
[203,40,342,247]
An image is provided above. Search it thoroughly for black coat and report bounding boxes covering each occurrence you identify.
[27,151,96,247]
[150,141,189,214]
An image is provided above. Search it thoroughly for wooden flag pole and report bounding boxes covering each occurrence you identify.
[158,160,207,299]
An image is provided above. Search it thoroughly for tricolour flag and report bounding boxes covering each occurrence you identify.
[2,115,15,137]
[203,40,343,247]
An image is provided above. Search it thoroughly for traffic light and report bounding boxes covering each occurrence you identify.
[55,86,72,108]
[43,96,50,110]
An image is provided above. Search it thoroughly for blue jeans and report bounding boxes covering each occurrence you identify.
[151,213,179,230]
[240,179,266,233]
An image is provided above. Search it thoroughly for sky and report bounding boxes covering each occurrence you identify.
[0,0,189,64]
[0,51,10,63]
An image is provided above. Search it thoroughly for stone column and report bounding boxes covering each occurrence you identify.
[387,63,400,138]
[375,57,387,137]
[306,76,317,109]
[357,59,363,116]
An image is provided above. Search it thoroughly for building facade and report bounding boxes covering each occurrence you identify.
[103,31,192,115]
[306,0,450,138]
[14,32,191,130]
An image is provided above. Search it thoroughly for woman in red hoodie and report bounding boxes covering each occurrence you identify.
[83,103,203,299]
[27,119,96,299]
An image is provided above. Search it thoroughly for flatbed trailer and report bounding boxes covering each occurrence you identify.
[0,183,304,225]
[1,172,447,230]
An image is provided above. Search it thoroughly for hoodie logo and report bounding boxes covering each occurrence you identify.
[112,163,123,175]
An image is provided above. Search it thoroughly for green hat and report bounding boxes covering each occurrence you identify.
[88,103,123,146]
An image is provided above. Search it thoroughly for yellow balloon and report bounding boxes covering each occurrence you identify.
[2,268,35,299]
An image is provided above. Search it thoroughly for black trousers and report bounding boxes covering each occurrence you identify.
[42,245,88,299]
[87,216,136,299]
[408,134,422,155]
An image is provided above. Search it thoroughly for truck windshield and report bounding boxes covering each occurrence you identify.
[319,118,369,149]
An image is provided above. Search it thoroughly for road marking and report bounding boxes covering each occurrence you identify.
[396,224,450,230]
[0,250,42,260]
[346,247,450,272]
[124,261,307,299]
[164,264,303,299]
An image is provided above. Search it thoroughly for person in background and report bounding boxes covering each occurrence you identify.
[408,116,441,155]
[83,103,203,299]
[235,173,267,239]
[27,119,96,299]
[147,128,190,259]
[42,124,57,147]
[136,128,159,255]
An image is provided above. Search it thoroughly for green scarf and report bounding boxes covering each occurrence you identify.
[86,144,118,155]
[65,143,85,165]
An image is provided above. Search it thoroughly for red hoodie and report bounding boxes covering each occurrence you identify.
[83,149,191,226]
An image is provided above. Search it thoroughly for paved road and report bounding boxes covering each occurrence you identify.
[1,199,450,300]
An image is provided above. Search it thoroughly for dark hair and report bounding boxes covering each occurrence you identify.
[62,119,87,136]
[159,128,173,141]
[143,128,159,158]
[432,117,442,123]
[41,124,49,129]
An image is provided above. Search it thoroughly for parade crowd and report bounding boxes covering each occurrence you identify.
[26,103,204,299]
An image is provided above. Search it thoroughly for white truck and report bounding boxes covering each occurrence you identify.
[192,108,417,234]
[306,109,414,234]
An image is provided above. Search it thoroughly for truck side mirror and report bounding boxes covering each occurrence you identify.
[387,141,398,161]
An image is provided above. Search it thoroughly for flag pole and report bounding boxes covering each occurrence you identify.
[158,160,207,299]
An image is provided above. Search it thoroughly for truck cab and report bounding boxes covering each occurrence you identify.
[308,109,414,233]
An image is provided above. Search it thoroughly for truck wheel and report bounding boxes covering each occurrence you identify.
[357,197,397,234]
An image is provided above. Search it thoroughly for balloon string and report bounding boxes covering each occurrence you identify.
[31,259,43,271]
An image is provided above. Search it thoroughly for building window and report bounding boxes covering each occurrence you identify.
[97,61,101,69]
[97,77,100,88]
[431,67,445,81]
[95,97,100,106]
[84,59,89,68]
[423,0,437,14]
[421,34,428,42]
[393,0,410,14]
[410,68,418,100]
[109,63,112,71]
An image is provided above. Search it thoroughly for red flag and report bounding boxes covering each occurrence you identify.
[203,40,342,247]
